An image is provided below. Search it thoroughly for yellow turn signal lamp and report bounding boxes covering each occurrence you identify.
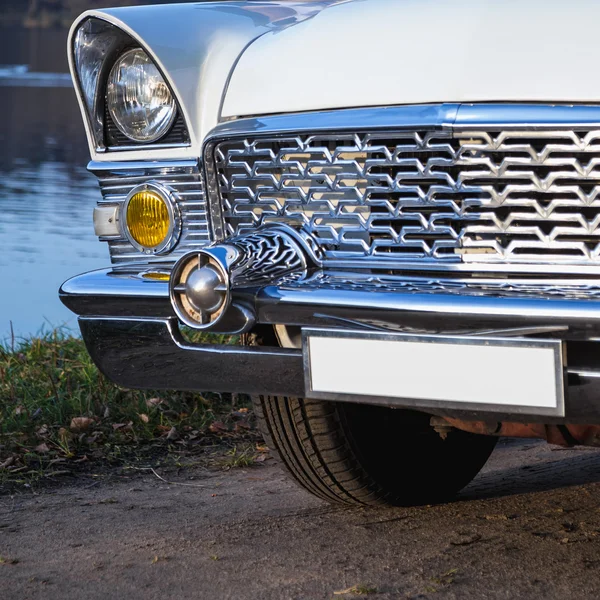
[123,183,180,255]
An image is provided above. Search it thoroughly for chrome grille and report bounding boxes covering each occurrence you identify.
[213,128,600,272]
[93,161,210,264]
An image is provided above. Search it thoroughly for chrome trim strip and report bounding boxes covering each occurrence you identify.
[302,328,566,418]
[318,260,600,276]
[101,142,191,153]
[207,104,600,142]
[205,103,460,142]
[203,143,225,240]
[454,103,600,128]
[89,159,198,171]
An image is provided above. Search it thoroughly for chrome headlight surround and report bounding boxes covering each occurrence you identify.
[70,16,189,151]
[121,181,182,255]
[72,17,123,149]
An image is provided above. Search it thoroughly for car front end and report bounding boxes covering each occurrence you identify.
[61,0,600,505]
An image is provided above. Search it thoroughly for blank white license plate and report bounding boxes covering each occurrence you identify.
[303,329,565,417]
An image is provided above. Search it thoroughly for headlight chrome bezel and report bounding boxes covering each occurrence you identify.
[121,182,182,255]
[70,16,190,152]
[106,47,178,144]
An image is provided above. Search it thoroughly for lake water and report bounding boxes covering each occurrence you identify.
[0,28,106,341]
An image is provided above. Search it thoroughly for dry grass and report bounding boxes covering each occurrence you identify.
[0,329,261,486]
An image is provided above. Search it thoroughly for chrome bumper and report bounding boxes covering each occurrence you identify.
[61,267,600,339]
[72,315,600,424]
[79,317,303,397]
[61,267,600,422]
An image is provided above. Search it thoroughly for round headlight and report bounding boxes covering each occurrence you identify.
[123,183,181,254]
[107,48,176,143]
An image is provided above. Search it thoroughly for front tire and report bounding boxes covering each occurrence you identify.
[253,395,497,506]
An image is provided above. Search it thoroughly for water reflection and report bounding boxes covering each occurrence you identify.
[0,28,106,339]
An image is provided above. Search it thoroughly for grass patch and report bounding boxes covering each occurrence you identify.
[333,583,378,596]
[0,329,263,488]
[222,445,259,469]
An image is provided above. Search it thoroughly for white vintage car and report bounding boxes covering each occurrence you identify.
[61,0,600,506]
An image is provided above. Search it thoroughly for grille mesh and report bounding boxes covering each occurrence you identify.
[95,163,209,264]
[213,129,600,272]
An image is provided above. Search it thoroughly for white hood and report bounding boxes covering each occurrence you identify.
[222,0,600,118]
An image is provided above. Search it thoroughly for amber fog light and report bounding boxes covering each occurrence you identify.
[123,182,180,254]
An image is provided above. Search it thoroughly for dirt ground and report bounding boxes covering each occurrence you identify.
[2,439,600,599]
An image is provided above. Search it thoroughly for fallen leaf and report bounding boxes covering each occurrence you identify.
[209,421,227,434]
[86,433,100,444]
[34,443,50,454]
[0,457,15,470]
[70,417,94,433]
[36,425,49,438]
[231,409,250,420]
[111,422,133,431]
[14,405,26,416]
[146,397,164,408]
[166,427,179,441]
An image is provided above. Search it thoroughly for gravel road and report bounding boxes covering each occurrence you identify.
[2,439,600,599]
